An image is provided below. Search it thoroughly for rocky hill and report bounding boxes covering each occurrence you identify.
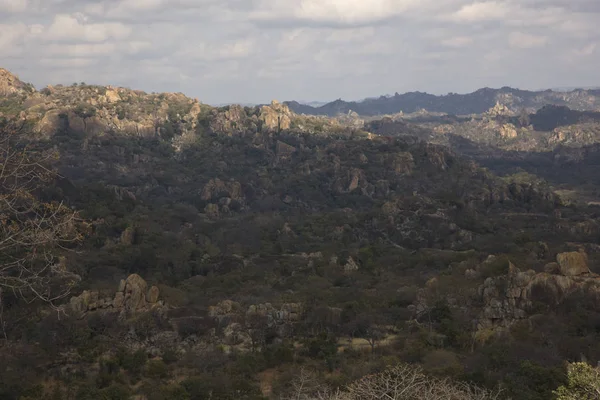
[287,87,600,117]
[4,67,600,399]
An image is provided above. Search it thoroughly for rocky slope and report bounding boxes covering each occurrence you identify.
[0,68,359,147]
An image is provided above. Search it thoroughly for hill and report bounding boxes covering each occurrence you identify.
[3,67,600,399]
[286,87,600,117]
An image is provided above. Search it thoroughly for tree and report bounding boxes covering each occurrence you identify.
[0,121,85,320]
[554,362,600,399]
[518,108,531,128]
[283,364,501,400]
[244,313,269,352]
[346,313,387,353]
[73,103,97,132]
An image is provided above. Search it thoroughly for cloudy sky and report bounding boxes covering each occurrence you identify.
[1,0,599,104]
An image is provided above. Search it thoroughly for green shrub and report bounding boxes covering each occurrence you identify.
[116,348,147,376]
[148,384,190,400]
[146,359,169,379]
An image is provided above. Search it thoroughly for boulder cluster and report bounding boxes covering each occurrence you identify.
[478,251,597,330]
[68,274,163,318]
[208,300,303,325]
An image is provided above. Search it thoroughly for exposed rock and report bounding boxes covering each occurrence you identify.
[113,292,125,309]
[209,104,249,136]
[260,100,292,132]
[499,124,518,139]
[465,269,479,279]
[247,302,303,324]
[0,68,30,96]
[208,300,240,317]
[147,286,160,303]
[120,226,135,245]
[104,88,121,103]
[123,274,148,312]
[478,252,600,331]
[66,274,162,317]
[200,178,243,202]
[343,256,360,272]
[544,262,561,274]
[69,290,92,316]
[204,203,220,218]
[556,251,590,276]
[486,102,513,118]
[68,274,164,317]
[334,168,367,193]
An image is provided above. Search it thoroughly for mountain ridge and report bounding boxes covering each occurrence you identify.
[285,86,600,117]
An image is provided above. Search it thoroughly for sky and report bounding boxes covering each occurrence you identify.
[0,0,599,105]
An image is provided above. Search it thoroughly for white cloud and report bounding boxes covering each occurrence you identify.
[175,38,255,62]
[43,42,118,57]
[105,0,167,17]
[574,43,596,56]
[46,14,132,42]
[508,32,548,48]
[450,2,510,22]
[0,23,28,53]
[39,57,96,68]
[441,36,474,47]
[0,0,28,13]
[0,0,599,104]
[251,0,420,25]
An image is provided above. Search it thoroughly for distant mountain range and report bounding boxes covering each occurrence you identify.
[285,87,600,117]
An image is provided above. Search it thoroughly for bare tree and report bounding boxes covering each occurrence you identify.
[284,364,501,400]
[0,121,86,317]
[345,364,501,400]
[281,367,345,400]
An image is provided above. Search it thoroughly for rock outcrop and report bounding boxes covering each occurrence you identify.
[68,274,163,318]
[556,251,590,276]
[260,100,292,132]
[200,178,243,202]
[208,300,303,326]
[478,251,599,331]
[0,68,31,96]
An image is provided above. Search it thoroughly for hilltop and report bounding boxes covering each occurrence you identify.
[286,86,600,117]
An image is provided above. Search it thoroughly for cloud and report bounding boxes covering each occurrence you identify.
[0,0,28,13]
[508,32,548,49]
[175,38,256,62]
[441,36,474,48]
[0,23,28,53]
[574,43,596,56]
[46,13,132,42]
[250,0,420,26]
[0,0,599,104]
[43,42,118,57]
[450,2,511,22]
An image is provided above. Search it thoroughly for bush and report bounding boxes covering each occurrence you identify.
[554,362,600,400]
[146,359,169,379]
[116,348,147,376]
[148,384,190,400]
